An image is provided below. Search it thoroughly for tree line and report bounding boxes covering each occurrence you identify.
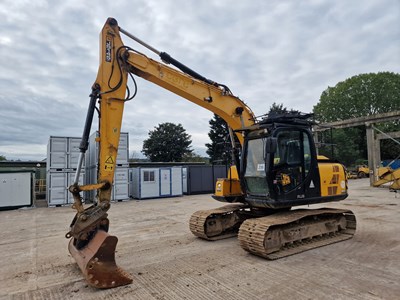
[314,72,400,166]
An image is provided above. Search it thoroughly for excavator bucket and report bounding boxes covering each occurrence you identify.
[68,230,133,288]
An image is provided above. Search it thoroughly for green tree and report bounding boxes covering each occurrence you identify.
[181,152,209,163]
[205,114,232,164]
[313,72,400,165]
[268,102,300,115]
[142,123,193,162]
[317,127,365,166]
[314,72,400,122]
[0,155,6,161]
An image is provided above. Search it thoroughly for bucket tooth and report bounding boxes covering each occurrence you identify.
[68,230,133,288]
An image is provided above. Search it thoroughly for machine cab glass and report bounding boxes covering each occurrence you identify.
[243,128,313,198]
[244,138,269,195]
[272,129,312,194]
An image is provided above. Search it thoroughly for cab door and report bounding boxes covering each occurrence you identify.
[271,128,314,198]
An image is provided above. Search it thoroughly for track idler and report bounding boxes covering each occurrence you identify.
[68,230,133,288]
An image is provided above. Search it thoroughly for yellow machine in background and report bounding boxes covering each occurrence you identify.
[356,165,370,178]
[373,166,400,190]
[67,18,356,289]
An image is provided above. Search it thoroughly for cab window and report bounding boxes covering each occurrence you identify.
[272,129,312,193]
[244,138,268,195]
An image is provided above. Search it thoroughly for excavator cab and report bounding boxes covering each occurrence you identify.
[241,114,345,209]
[192,114,355,258]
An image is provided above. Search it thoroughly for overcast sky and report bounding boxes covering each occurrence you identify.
[0,0,399,161]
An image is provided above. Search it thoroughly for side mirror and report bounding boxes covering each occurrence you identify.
[265,137,277,153]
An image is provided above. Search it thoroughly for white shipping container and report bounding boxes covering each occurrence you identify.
[47,136,85,170]
[47,172,67,206]
[0,171,33,209]
[47,170,85,206]
[68,137,85,169]
[117,133,129,164]
[129,167,183,199]
[113,167,129,201]
[87,166,129,202]
[47,136,68,170]
[67,172,85,204]
[87,132,129,168]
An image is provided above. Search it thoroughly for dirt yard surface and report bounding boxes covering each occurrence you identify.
[0,179,399,299]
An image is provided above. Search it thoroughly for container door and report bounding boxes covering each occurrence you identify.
[113,167,129,200]
[129,169,133,198]
[116,132,129,165]
[47,172,67,206]
[160,169,171,196]
[171,167,183,196]
[187,166,213,194]
[67,171,85,204]
[48,137,68,169]
[88,132,99,168]
[182,167,187,194]
[68,137,84,169]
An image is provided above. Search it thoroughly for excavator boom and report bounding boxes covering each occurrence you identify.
[66,18,131,288]
[67,18,256,288]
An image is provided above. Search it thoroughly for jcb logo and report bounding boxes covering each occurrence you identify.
[105,37,112,62]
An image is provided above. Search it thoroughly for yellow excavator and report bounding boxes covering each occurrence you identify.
[67,18,356,289]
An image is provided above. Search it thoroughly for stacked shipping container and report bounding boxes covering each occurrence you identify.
[46,132,212,205]
[46,136,85,206]
[86,132,130,202]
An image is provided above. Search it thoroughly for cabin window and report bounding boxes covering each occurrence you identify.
[143,170,155,182]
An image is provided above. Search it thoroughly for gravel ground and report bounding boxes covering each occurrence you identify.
[0,178,399,300]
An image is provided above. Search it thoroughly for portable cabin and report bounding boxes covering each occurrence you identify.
[129,167,183,199]
[0,170,34,209]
